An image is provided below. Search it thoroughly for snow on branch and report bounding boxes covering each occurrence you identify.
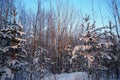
[91,26,115,33]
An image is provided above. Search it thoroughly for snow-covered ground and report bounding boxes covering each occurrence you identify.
[43,72,88,80]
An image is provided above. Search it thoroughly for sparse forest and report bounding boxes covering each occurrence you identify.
[0,0,120,80]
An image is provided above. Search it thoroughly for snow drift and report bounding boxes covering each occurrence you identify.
[43,72,88,80]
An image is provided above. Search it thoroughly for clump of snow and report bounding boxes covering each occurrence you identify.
[15,37,26,42]
[17,31,25,36]
[2,46,9,53]
[11,45,18,49]
[33,57,39,64]
[1,68,14,80]
[72,46,82,58]
[18,23,24,29]
[100,52,112,60]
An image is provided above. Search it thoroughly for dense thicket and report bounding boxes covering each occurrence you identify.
[0,0,120,80]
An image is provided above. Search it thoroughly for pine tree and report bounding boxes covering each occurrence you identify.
[0,11,27,80]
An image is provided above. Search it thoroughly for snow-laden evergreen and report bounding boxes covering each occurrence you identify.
[0,22,27,80]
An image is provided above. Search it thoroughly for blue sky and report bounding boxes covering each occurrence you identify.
[20,0,111,27]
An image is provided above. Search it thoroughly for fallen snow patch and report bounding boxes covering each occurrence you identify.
[43,72,88,80]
